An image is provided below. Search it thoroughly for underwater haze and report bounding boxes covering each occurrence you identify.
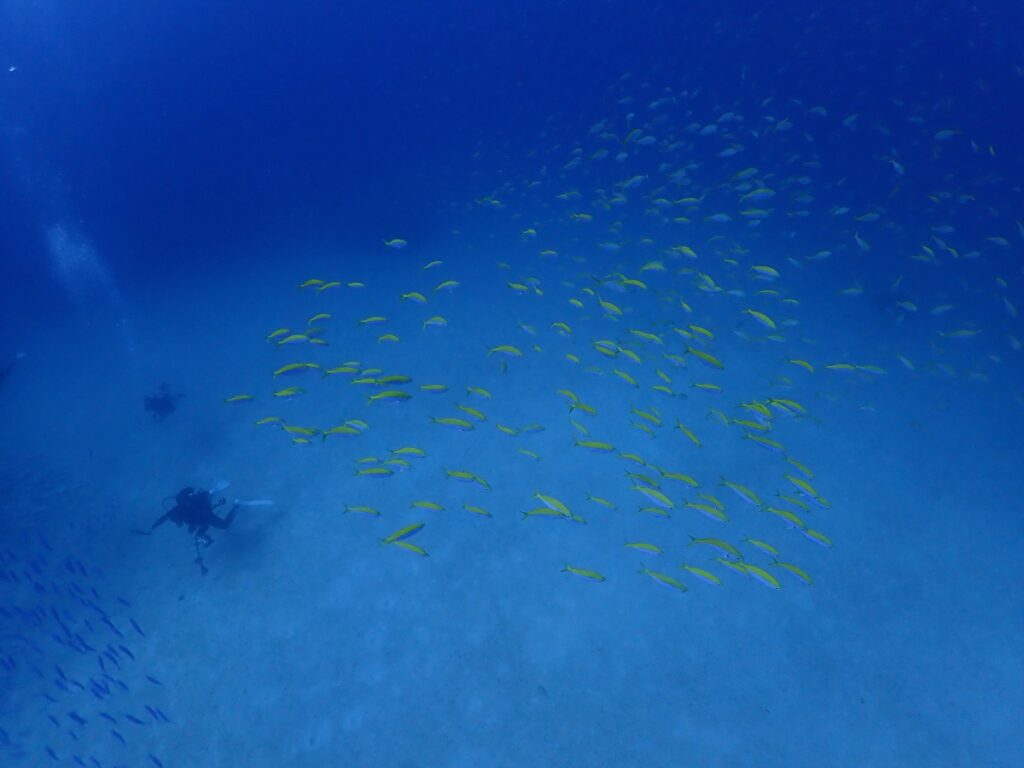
[1,1,1023,766]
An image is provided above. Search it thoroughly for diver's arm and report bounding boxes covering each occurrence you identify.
[131,511,171,536]
[150,511,172,531]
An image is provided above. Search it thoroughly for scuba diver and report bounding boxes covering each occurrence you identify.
[133,485,239,575]
[0,352,26,390]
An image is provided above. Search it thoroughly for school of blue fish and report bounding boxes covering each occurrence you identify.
[0,531,171,768]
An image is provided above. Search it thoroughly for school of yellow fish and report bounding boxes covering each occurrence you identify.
[224,74,1018,595]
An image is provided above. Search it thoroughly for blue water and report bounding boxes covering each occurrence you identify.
[2,2,1022,766]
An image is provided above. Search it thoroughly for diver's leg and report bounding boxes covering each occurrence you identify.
[193,531,210,575]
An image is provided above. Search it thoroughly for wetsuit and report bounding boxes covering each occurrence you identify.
[135,488,238,575]
[143,489,238,537]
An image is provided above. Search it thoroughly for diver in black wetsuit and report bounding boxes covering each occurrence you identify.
[133,488,239,575]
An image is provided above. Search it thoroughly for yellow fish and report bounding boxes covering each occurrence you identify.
[675,421,701,447]
[561,565,606,582]
[381,523,424,545]
[488,345,523,357]
[639,566,687,592]
[390,541,428,556]
[686,346,724,370]
[680,565,721,585]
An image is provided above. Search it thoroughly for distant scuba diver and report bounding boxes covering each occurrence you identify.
[144,382,181,419]
[0,352,26,389]
[133,485,239,575]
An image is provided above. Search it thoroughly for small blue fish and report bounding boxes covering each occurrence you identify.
[68,711,87,727]
[101,618,124,639]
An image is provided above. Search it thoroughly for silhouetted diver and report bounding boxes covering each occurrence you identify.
[134,487,238,575]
